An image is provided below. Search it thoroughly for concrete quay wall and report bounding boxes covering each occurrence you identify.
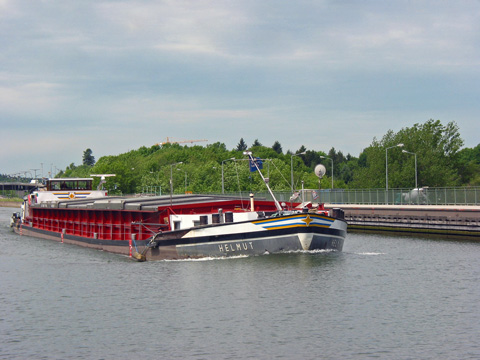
[327,204,480,239]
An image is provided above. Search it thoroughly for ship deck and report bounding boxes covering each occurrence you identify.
[34,194,263,211]
[26,194,282,242]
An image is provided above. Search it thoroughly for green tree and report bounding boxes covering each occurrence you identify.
[272,141,283,154]
[236,138,247,151]
[56,119,471,194]
[298,145,307,153]
[83,148,95,166]
[252,139,262,147]
[456,143,480,185]
[351,119,464,188]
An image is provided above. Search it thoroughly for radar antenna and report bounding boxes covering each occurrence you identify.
[90,174,116,190]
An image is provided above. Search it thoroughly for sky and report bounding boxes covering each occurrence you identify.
[1,0,479,177]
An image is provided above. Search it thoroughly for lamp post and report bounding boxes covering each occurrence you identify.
[385,143,404,204]
[170,162,183,205]
[290,152,306,194]
[319,156,334,189]
[402,150,418,189]
[221,158,235,194]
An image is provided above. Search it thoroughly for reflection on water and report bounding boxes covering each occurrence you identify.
[350,228,480,244]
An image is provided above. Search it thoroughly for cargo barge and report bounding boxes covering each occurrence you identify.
[11,155,347,260]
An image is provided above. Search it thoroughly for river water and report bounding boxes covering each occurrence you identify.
[0,207,479,359]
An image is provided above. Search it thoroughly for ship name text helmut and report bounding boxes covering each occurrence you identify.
[218,242,254,253]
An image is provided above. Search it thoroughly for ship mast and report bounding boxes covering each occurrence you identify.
[244,152,282,211]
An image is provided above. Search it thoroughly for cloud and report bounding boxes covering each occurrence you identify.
[94,0,250,57]
[1,0,480,174]
[0,78,67,121]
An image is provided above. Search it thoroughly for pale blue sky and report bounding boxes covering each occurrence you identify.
[1,0,479,176]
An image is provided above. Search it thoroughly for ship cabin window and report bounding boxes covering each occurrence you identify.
[50,182,61,190]
[174,221,181,230]
[47,179,93,191]
[76,181,90,190]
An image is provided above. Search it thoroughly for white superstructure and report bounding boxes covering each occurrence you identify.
[31,178,108,204]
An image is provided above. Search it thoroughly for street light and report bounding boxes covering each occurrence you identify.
[221,158,235,194]
[23,171,33,179]
[170,162,183,205]
[290,152,306,194]
[319,156,334,189]
[385,143,404,204]
[184,170,188,193]
[402,150,418,189]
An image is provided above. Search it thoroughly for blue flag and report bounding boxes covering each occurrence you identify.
[249,157,263,172]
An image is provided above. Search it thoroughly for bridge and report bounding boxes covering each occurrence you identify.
[0,182,42,198]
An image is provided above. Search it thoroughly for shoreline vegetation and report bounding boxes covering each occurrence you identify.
[0,198,22,208]
[58,121,480,194]
[3,120,480,195]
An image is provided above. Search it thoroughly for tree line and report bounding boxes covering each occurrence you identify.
[58,119,480,194]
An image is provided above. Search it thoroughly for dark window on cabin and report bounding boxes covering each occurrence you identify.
[50,182,60,190]
[77,181,90,190]
[48,180,92,191]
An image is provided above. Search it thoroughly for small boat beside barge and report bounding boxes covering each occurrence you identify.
[12,155,347,260]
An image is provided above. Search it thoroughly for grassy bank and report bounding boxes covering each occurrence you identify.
[0,198,22,208]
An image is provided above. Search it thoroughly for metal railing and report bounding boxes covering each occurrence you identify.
[324,187,480,206]
[141,186,162,196]
[220,187,480,206]
[5,185,480,206]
